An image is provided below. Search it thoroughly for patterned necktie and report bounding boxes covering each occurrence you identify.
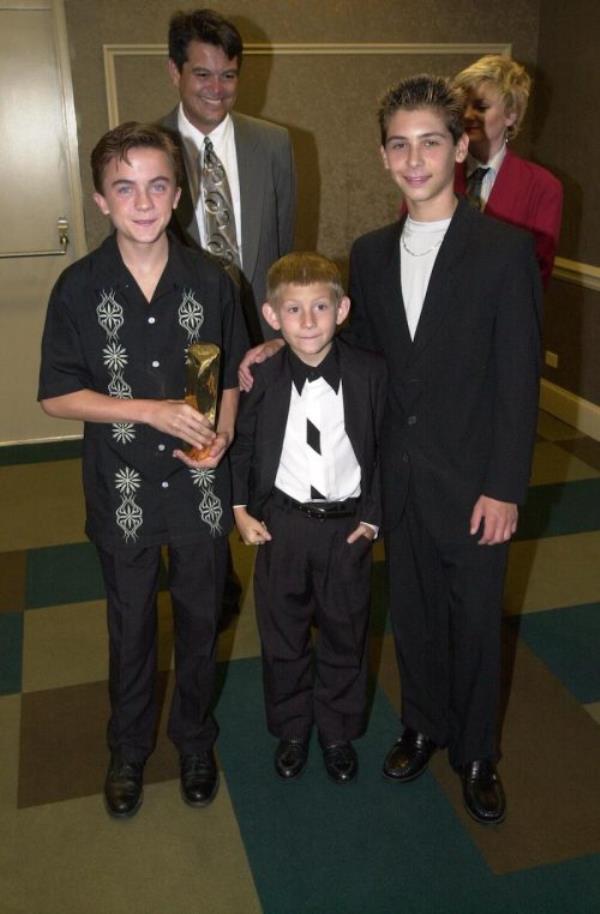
[466,166,490,210]
[199,137,240,268]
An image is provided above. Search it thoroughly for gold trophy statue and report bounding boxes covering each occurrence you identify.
[184,342,221,461]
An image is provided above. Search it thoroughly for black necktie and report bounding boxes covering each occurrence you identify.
[466,167,490,210]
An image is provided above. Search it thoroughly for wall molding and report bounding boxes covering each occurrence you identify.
[103,41,511,127]
[552,257,600,293]
[540,379,600,441]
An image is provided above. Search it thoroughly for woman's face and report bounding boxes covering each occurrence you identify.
[463,81,517,162]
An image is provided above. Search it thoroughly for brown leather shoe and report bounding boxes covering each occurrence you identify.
[462,760,506,824]
[382,728,436,782]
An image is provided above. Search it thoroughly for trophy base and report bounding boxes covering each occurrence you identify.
[185,444,211,462]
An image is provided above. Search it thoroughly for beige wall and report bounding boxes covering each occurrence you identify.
[64,0,540,275]
[532,0,600,407]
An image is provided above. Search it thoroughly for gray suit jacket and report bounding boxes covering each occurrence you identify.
[161,108,296,343]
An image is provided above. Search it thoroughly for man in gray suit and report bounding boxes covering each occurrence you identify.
[162,8,296,345]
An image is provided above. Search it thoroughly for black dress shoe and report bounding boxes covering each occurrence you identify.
[104,754,144,819]
[462,760,506,824]
[180,751,219,807]
[382,728,436,782]
[322,742,358,784]
[274,738,309,780]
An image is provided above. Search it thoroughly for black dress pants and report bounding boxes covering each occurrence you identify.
[97,538,227,763]
[254,499,372,744]
[386,499,508,769]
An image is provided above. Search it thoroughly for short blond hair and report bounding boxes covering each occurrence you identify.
[453,55,531,140]
[267,252,344,308]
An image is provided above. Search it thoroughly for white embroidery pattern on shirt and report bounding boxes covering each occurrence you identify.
[114,466,143,542]
[178,290,204,342]
[190,468,222,536]
[180,291,222,534]
[97,290,135,447]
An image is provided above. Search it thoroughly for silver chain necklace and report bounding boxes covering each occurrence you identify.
[401,233,444,257]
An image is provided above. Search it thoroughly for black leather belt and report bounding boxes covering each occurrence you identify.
[271,488,358,520]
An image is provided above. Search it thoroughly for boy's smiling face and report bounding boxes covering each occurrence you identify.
[381,106,468,220]
[93,147,181,248]
[262,282,350,366]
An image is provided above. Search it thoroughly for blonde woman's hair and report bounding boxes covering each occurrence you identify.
[453,55,531,140]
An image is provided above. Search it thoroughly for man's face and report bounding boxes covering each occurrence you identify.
[168,40,239,134]
[93,147,181,248]
[381,107,468,220]
[262,283,350,367]
[463,81,517,162]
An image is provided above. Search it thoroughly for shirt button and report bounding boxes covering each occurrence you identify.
[148,316,156,324]
[158,443,166,452]
[152,360,160,368]
[161,481,169,489]
[402,452,409,463]
[407,415,417,425]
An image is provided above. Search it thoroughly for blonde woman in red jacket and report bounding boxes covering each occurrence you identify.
[453,55,562,288]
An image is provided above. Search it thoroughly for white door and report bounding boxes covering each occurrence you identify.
[0,0,85,444]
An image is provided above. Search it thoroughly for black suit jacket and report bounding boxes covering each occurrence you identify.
[346,196,542,540]
[230,340,387,525]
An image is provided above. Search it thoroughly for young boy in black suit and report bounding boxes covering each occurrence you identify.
[231,253,386,784]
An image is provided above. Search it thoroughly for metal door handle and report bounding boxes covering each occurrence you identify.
[0,217,69,259]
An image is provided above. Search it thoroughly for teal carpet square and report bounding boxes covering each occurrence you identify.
[26,543,105,609]
[0,439,82,466]
[26,542,170,609]
[0,612,23,694]
[216,658,503,914]
[511,603,600,703]
[517,479,600,541]
[216,658,600,913]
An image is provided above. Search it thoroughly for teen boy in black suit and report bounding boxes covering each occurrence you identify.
[346,76,541,823]
[231,253,386,784]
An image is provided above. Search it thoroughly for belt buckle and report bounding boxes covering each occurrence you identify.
[305,503,327,520]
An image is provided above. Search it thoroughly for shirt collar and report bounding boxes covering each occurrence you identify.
[466,143,507,179]
[177,103,232,153]
[288,342,341,395]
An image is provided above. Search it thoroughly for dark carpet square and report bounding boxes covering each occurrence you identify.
[0,612,23,694]
[0,439,82,466]
[18,674,185,808]
[516,478,600,540]
[0,550,26,612]
[26,542,105,609]
[556,436,600,473]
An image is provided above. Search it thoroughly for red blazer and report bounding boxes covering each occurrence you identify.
[455,149,563,288]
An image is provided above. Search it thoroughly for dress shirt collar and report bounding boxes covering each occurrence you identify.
[288,342,341,395]
[177,103,233,156]
[466,143,506,180]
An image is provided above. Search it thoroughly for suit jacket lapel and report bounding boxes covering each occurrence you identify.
[161,107,200,245]
[233,113,263,281]
[411,197,472,359]
[262,352,293,486]
[337,344,365,458]
[378,220,413,366]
